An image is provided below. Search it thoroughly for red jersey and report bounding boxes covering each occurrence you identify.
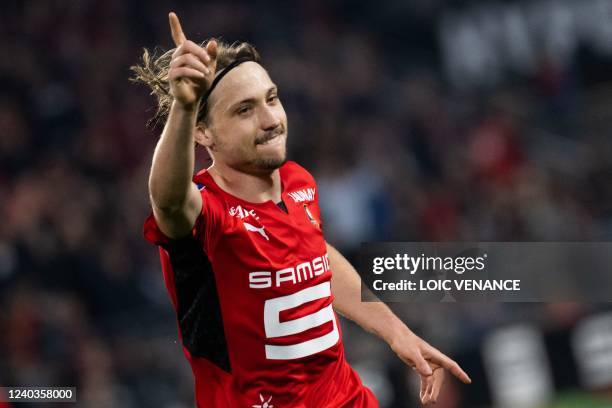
[144,161,378,407]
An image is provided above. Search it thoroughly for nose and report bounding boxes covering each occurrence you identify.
[259,104,281,131]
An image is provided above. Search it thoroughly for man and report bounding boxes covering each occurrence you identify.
[134,12,470,407]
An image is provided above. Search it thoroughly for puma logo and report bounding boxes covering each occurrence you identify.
[244,222,269,241]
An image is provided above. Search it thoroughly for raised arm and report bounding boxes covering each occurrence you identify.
[149,12,217,238]
[327,242,471,405]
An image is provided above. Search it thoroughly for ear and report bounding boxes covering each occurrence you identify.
[195,123,215,150]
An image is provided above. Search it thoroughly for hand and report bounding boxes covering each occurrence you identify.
[389,330,471,405]
[417,362,444,406]
[167,12,217,108]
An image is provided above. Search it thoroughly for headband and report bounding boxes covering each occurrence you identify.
[202,57,254,105]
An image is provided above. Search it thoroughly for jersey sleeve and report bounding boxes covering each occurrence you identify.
[143,211,204,247]
[143,188,222,249]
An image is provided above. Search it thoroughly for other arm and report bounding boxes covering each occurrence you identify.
[327,242,471,405]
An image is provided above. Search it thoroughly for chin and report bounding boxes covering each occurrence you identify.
[252,153,287,171]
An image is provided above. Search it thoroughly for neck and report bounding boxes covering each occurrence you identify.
[208,161,282,203]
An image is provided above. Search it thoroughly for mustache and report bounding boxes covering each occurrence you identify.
[255,125,285,145]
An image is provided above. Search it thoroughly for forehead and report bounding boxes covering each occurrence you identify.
[208,62,274,111]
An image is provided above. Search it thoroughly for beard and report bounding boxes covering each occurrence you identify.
[250,155,287,171]
[213,124,288,174]
[248,125,288,171]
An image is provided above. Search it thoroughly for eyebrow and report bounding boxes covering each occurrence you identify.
[227,86,278,113]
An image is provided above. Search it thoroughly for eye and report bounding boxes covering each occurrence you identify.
[267,94,279,104]
[237,106,252,116]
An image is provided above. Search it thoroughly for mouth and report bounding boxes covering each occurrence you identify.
[256,132,284,146]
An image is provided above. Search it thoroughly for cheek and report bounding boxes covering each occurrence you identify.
[275,103,287,123]
[219,119,250,137]
[236,121,258,143]
[218,122,257,151]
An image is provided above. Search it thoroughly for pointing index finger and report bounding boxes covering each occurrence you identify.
[169,12,187,46]
[428,348,472,384]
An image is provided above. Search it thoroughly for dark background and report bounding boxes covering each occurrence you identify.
[2,0,612,406]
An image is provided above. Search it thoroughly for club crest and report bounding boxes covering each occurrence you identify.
[303,204,320,229]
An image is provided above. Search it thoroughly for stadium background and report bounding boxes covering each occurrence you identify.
[2,0,612,406]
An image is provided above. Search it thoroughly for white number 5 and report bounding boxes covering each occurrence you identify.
[264,282,339,359]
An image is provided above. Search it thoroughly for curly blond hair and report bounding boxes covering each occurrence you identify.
[130,39,260,127]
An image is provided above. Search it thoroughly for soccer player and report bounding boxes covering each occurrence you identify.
[132,12,471,407]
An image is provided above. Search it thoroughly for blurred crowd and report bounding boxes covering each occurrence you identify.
[1,0,612,407]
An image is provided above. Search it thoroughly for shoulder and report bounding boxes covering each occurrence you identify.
[193,169,223,202]
[280,160,317,186]
[189,170,227,222]
[281,161,320,206]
